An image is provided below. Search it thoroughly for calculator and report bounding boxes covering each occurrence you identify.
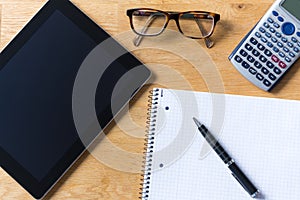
[229,0,300,91]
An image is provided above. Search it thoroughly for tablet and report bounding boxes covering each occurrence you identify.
[0,0,151,198]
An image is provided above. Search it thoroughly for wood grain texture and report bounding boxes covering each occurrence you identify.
[1,0,300,199]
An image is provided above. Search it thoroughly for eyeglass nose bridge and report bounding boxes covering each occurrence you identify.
[164,12,182,33]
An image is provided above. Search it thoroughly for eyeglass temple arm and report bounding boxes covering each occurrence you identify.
[194,18,214,48]
[133,13,160,46]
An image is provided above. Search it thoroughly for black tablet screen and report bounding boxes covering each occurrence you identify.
[0,10,97,181]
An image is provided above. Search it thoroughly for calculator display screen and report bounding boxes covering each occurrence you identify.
[281,0,300,21]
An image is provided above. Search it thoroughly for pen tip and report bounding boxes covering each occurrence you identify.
[192,117,202,127]
[252,191,264,199]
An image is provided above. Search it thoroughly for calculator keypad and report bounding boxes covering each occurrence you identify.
[232,10,300,90]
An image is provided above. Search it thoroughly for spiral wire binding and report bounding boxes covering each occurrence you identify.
[139,88,160,200]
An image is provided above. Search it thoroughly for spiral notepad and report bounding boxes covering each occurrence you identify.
[141,88,300,200]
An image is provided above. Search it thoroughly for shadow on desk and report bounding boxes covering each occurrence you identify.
[271,61,300,94]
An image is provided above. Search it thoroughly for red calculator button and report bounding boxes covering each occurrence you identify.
[279,61,287,68]
[271,55,279,63]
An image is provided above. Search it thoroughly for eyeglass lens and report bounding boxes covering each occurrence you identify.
[132,10,168,36]
[179,14,214,38]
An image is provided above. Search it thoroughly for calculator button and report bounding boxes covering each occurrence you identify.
[278,51,285,58]
[285,57,291,63]
[235,55,243,63]
[245,43,253,51]
[298,42,300,48]
[273,47,279,53]
[281,37,287,43]
[283,47,289,53]
[271,37,278,43]
[265,32,271,38]
[279,61,287,68]
[263,22,270,28]
[277,42,283,48]
[261,67,269,75]
[259,55,267,63]
[259,27,266,33]
[264,49,272,57]
[254,61,262,69]
[263,79,272,87]
[270,28,276,34]
[289,52,295,58]
[275,32,282,38]
[287,42,294,48]
[242,61,250,69]
[271,55,279,63]
[269,73,276,81]
[297,32,300,37]
[255,32,262,38]
[250,37,258,45]
[252,49,260,57]
[272,11,279,16]
[268,18,274,23]
[266,61,275,69]
[278,16,284,22]
[260,37,267,43]
[273,23,280,28]
[274,67,282,75]
[291,37,298,43]
[247,55,255,63]
[294,47,299,53]
[240,49,248,57]
[257,43,265,51]
[282,22,295,36]
[267,42,274,48]
[249,67,257,75]
[256,73,264,81]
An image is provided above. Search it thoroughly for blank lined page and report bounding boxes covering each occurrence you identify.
[144,88,300,200]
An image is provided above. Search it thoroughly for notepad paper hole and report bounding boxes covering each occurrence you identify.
[159,163,164,168]
[165,106,169,111]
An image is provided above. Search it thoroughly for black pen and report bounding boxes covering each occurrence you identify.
[193,117,261,198]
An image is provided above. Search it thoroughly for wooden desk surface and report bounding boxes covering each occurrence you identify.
[1,0,299,199]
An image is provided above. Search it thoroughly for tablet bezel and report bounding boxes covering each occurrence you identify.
[0,0,151,198]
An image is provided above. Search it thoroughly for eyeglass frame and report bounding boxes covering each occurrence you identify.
[126,8,220,39]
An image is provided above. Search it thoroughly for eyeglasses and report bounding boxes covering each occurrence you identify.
[126,8,220,48]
